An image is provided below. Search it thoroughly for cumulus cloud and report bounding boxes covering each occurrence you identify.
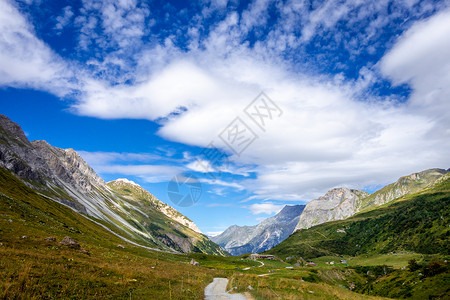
[380,7,450,125]
[1,0,449,204]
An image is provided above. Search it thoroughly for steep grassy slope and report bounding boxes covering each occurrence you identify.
[267,175,450,259]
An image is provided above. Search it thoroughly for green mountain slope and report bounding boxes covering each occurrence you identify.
[267,174,450,259]
[357,168,448,211]
[294,169,448,231]
[106,179,227,256]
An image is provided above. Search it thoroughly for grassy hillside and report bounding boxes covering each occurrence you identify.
[0,166,378,299]
[260,174,450,299]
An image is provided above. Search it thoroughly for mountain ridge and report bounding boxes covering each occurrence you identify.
[294,169,448,231]
[0,114,223,255]
[266,172,450,259]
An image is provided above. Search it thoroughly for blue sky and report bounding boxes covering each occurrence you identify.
[1,0,450,236]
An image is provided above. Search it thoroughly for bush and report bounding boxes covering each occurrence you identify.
[407,259,420,272]
[422,259,446,277]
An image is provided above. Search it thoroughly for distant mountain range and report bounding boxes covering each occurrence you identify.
[212,205,305,255]
[0,114,226,255]
[267,171,450,259]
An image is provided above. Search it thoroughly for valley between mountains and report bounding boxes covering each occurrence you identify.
[0,114,449,299]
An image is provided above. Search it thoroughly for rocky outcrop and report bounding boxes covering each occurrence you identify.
[212,205,305,256]
[294,188,368,230]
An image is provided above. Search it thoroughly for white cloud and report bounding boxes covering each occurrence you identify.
[186,159,215,173]
[77,150,181,183]
[200,178,244,190]
[247,203,285,215]
[78,151,162,165]
[55,6,74,31]
[380,7,450,125]
[0,0,75,95]
[1,0,450,204]
[205,231,224,237]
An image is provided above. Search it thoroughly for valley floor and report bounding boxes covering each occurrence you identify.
[1,165,448,299]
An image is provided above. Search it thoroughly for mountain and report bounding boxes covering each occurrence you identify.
[0,114,225,255]
[267,172,450,259]
[294,188,369,230]
[294,169,448,231]
[107,178,201,233]
[357,168,448,211]
[212,205,305,255]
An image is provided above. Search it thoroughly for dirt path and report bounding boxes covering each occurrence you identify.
[204,278,249,300]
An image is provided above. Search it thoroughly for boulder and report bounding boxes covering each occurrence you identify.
[79,249,90,255]
[60,236,81,249]
[44,237,57,242]
[190,259,199,266]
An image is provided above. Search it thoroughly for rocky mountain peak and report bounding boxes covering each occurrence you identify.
[0,114,29,144]
[358,168,448,210]
[295,188,368,230]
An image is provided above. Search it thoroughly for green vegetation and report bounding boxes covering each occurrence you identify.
[357,168,447,211]
[263,173,450,299]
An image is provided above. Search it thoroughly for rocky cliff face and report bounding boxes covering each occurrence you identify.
[294,188,368,230]
[0,114,223,255]
[212,205,305,255]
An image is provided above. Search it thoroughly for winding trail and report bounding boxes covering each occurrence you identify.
[204,278,248,300]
